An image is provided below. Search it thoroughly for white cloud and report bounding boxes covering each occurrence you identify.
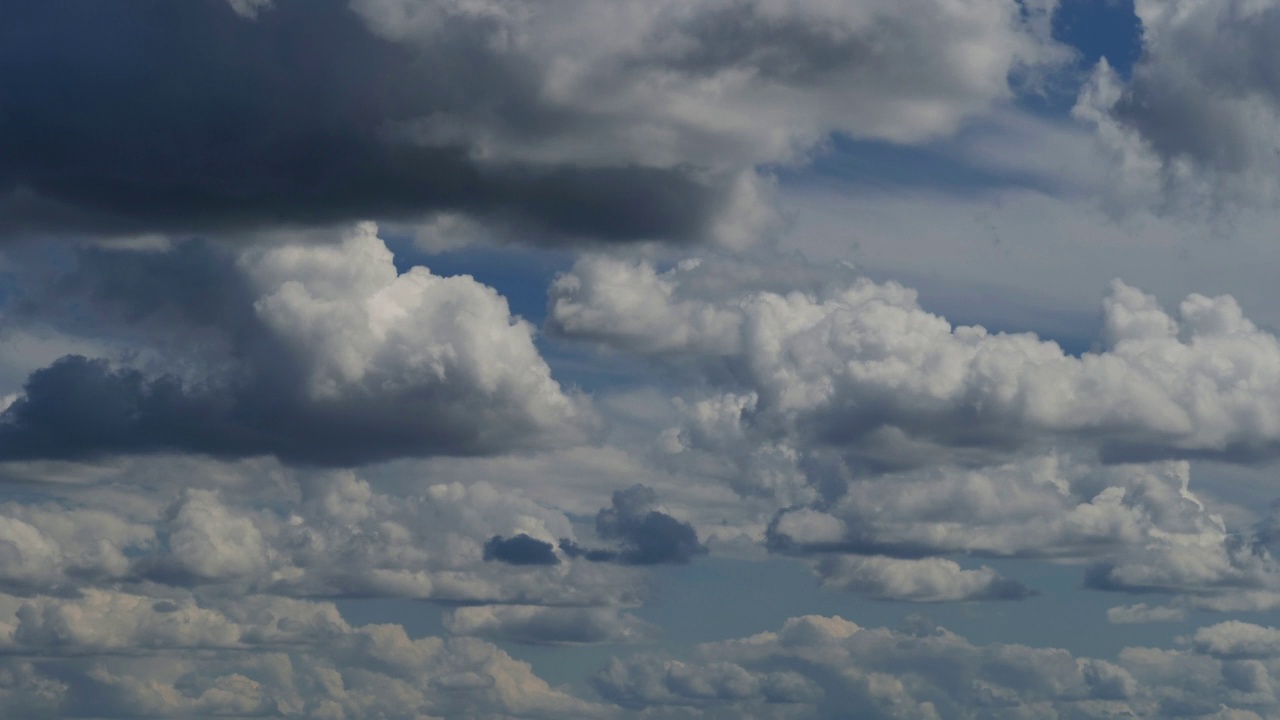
[1107,603,1189,624]
[164,489,270,581]
[444,605,660,645]
[1073,0,1280,210]
[813,555,1032,602]
[553,255,1280,465]
[244,222,592,450]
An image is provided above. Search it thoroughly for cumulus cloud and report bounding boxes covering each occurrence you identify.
[1073,0,1280,210]
[559,484,708,566]
[1191,621,1280,660]
[0,223,591,466]
[1107,603,1190,624]
[812,555,1034,602]
[548,255,1280,608]
[552,255,1280,467]
[0,0,1065,245]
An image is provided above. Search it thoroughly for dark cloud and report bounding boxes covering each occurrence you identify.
[596,485,707,566]
[0,352,537,466]
[0,0,726,243]
[483,535,560,566]
[554,486,707,566]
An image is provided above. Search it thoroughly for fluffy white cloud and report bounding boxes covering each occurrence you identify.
[243,222,592,450]
[553,256,1280,464]
[163,489,271,581]
[812,555,1032,602]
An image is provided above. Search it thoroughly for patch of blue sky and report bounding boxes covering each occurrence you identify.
[1020,0,1144,115]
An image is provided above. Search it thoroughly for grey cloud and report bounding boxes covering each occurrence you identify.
[483,534,560,566]
[0,224,591,466]
[594,485,708,566]
[0,0,726,245]
[0,589,605,718]
[0,0,1063,247]
[1074,0,1280,209]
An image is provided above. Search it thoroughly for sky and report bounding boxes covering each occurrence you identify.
[12,0,1280,717]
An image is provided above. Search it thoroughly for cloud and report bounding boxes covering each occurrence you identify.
[0,223,591,466]
[1190,622,1280,660]
[0,0,1064,245]
[812,555,1035,602]
[483,534,560,566]
[0,589,605,718]
[592,613,1280,718]
[1107,603,1189,624]
[444,605,660,645]
[552,255,1280,468]
[567,484,708,566]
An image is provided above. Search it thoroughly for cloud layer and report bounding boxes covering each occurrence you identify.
[0,0,1064,245]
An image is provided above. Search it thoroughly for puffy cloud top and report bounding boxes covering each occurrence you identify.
[0,224,592,466]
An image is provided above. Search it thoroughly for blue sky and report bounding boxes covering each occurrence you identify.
[9,1,1280,718]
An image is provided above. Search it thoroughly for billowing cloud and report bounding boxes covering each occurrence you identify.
[0,223,591,466]
[559,484,709,566]
[552,255,1280,467]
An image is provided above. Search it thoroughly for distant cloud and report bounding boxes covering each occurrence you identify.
[593,613,1280,717]
[483,534,560,566]
[1075,0,1280,211]
[813,555,1036,602]
[1106,603,1189,624]
[444,605,659,645]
